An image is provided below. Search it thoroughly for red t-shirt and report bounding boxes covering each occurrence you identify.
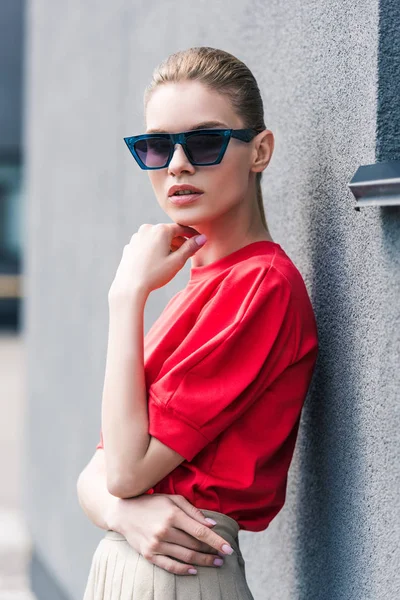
[96,240,318,532]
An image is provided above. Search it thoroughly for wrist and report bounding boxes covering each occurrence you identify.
[104,495,128,534]
[108,285,149,310]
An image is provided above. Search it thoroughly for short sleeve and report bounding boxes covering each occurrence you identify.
[148,266,299,462]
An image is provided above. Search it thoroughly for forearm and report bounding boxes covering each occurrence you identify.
[76,459,122,532]
[102,289,151,495]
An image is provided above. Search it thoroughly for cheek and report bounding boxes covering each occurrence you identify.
[213,156,249,199]
[148,174,165,201]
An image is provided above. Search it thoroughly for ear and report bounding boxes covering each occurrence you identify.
[251,130,274,173]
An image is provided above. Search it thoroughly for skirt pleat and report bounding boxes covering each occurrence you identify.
[132,554,155,600]
[93,542,111,599]
[82,509,254,600]
[153,560,176,600]
[118,550,139,599]
[103,545,118,598]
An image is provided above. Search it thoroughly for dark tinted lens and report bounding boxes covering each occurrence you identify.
[134,137,171,167]
[186,133,224,164]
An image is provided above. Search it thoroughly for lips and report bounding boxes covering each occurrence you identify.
[168,184,204,196]
[169,192,203,206]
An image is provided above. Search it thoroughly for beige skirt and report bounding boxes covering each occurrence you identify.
[82,508,254,600]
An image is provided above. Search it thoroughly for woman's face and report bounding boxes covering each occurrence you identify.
[144,81,269,232]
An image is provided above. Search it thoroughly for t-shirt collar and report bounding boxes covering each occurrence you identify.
[189,240,281,282]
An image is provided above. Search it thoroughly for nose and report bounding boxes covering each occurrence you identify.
[167,143,195,175]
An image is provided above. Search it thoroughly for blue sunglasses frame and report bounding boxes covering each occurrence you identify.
[123,128,260,170]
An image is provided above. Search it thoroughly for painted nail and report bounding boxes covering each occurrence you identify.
[213,558,224,566]
[205,518,217,525]
[222,544,234,555]
[194,234,207,246]
[188,568,197,574]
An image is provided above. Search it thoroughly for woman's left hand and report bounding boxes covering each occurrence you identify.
[108,223,207,300]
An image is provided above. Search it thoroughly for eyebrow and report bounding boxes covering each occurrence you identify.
[146,120,228,134]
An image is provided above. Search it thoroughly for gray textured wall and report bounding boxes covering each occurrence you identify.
[22,1,399,599]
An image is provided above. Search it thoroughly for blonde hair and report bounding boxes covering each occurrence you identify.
[143,46,269,230]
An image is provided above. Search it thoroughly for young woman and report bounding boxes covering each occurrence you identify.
[79,46,319,599]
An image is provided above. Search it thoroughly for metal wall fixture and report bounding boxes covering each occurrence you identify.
[348,159,400,210]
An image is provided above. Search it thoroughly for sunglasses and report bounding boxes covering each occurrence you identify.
[123,128,260,170]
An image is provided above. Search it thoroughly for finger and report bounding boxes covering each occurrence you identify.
[161,525,219,555]
[149,553,200,576]
[154,540,224,570]
[148,545,224,576]
[170,236,186,252]
[171,510,235,556]
[167,496,223,554]
[168,234,207,266]
[151,495,217,554]
[164,222,202,239]
[168,495,217,529]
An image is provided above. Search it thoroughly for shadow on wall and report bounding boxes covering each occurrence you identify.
[295,145,368,599]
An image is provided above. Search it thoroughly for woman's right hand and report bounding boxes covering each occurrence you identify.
[106,493,234,575]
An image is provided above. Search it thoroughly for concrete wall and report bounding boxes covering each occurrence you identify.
[23,1,399,599]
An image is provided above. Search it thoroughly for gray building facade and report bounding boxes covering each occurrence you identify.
[0,0,25,328]
[23,1,400,599]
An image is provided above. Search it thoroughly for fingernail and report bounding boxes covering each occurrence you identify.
[222,544,234,555]
[194,234,207,246]
[205,518,217,525]
[213,557,224,566]
[188,568,197,575]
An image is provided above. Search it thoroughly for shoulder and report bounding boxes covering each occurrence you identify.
[224,246,296,296]
[192,244,316,327]
[223,246,317,324]
[233,245,313,296]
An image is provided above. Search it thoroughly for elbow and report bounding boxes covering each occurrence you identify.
[76,465,90,498]
[106,472,139,499]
